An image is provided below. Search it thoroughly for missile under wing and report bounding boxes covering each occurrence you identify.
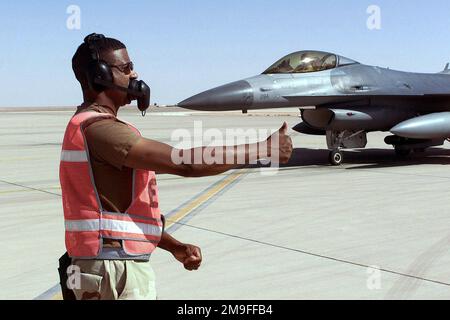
[178,51,450,165]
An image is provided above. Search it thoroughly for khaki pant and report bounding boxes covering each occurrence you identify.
[70,259,157,300]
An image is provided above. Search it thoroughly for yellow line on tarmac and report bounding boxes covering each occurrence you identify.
[52,293,63,300]
[165,171,246,229]
[0,156,49,162]
[0,186,61,195]
[0,189,24,195]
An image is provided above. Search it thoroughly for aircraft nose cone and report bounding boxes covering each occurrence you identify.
[178,80,254,111]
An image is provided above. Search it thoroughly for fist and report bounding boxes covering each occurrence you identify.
[172,243,202,271]
[266,122,293,164]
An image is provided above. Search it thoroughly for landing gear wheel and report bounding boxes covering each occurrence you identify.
[329,150,344,166]
[395,147,411,157]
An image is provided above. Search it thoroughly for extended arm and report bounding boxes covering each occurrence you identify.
[124,122,292,177]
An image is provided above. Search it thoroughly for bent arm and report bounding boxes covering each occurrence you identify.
[158,231,202,271]
[158,231,183,252]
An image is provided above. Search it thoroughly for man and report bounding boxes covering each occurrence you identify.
[60,33,293,300]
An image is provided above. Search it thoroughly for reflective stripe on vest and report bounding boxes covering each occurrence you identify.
[65,219,162,237]
[61,150,88,162]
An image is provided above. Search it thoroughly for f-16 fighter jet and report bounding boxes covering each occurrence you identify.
[178,50,450,165]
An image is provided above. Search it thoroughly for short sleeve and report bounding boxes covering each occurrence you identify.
[84,119,140,170]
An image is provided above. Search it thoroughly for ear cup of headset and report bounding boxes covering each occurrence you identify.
[86,60,114,92]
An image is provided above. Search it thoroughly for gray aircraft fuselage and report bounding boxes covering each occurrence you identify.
[178,51,450,164]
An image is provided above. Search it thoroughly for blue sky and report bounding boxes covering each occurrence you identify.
[1,0,450,107]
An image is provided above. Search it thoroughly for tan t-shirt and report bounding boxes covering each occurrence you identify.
[75,103,140,213]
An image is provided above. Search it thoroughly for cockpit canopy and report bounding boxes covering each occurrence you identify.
[262,51,358,74]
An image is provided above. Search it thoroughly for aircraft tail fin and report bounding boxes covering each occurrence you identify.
[440,63,450,74]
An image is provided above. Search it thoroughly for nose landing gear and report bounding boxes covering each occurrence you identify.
[326,130,366,166]
[329,149,344,166]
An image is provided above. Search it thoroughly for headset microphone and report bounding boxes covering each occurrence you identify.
[84,33,151,116]
[94,78,151,116]
[128,79,151,117]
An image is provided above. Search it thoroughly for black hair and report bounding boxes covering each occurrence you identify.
[72,36,126,89]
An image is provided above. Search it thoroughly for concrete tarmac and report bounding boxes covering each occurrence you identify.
[1,106,450,300]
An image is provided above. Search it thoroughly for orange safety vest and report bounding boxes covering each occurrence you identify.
[59,111,163,258]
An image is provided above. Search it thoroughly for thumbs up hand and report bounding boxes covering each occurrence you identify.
[266,122,293,164]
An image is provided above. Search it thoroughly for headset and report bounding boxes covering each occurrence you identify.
[84,33,151,116]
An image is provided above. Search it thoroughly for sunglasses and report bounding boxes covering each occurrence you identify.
[110,61,134,75]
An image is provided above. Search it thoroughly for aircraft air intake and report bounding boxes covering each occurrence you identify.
[302,109,378,131]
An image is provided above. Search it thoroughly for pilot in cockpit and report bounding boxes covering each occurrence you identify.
[276,59,294,73]
[294,53,314,73]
